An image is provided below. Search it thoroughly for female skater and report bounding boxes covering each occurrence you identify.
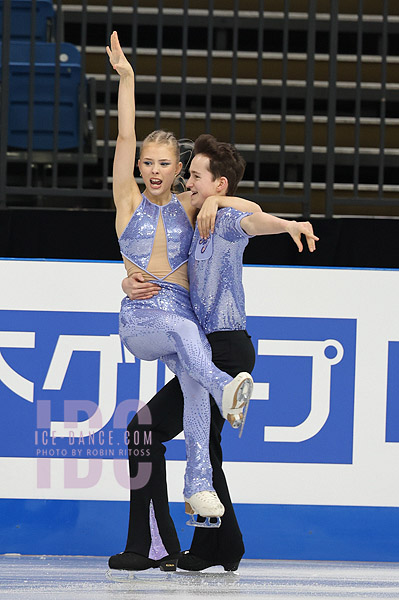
[106,31,255,523]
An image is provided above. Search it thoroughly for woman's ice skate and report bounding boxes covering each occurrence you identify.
[222,371,253,437]
[184,491,224,528]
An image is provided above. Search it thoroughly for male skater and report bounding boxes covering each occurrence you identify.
[109,134,317,572]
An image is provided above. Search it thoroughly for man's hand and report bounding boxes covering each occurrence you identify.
[286,221,319,252]
[196,195,219,239]
[122,273,161,300]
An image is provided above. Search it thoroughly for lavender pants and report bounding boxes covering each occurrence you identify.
[119,281,232,498]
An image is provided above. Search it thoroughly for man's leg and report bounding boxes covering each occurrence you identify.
[109,376,184,569]
[184,330,256,568]
[110,330,255,570]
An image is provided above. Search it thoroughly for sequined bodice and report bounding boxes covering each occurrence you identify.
[188,207,252,334]
[119,194,193,281]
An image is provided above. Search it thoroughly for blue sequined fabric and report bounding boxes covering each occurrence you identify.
[119,282,232,497]
[148,499,168,560]
[188,207,252,334]
[118,193,193,278]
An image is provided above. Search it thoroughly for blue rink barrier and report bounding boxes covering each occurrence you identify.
[2,498,399,561]
[1,259,399,561]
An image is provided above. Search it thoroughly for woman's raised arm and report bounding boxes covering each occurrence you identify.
[106,32,141,228]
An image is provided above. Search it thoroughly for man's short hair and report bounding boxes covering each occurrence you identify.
[193,134,246,195]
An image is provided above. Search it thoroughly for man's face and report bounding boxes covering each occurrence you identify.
[186,153,220,209]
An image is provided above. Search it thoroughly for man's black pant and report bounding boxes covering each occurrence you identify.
[123,329,256,564]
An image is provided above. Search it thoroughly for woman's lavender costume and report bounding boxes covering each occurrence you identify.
[118,193,233,498]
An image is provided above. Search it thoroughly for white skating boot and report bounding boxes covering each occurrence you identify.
[221,371,253,437]
[184,491,224,528]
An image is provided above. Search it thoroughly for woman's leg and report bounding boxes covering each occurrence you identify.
[120,305,243,414]
[121,302,224,511]
[162,353,213,499]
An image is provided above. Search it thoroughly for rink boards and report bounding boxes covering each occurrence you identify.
[1,258,399,560]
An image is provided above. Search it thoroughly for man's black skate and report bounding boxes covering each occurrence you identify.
[177,550,240,572]
[108,551,179,572]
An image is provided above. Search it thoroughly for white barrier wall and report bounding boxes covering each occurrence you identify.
[1,258,399,560]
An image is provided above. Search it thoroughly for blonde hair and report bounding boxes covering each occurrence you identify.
[141,130,180,163]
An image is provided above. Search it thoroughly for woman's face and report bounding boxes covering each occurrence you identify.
[186,153,221,209]
[138,143,181,197]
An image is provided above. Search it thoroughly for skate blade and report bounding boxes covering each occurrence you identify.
[107,569,239,586]
[238,397,251,438]
[106,568,175,582]
[238,379,253,438]
[186,514,221,528]
[106,568,137,582]
[176,569,240,578]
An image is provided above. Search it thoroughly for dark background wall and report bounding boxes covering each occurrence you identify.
[1,208,398,269]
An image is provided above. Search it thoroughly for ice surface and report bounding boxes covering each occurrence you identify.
[1,554,399,599]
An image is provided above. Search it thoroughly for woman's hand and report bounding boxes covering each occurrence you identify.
[106,31,134,78]
[196,195,219,239]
